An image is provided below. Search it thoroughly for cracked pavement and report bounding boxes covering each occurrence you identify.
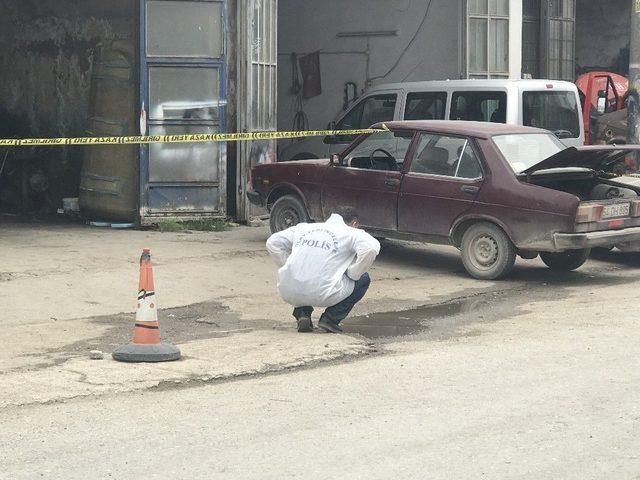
[1,217,638,409]
[3,218,640,478]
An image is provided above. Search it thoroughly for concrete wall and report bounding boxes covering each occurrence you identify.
[277,0,463,131]
[576,0,630,75]
[0,0,135,214]
[509,0,523,79]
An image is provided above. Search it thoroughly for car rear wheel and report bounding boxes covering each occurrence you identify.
[540,249,590,271]
[269,195,310,233]
[461,223,516,280]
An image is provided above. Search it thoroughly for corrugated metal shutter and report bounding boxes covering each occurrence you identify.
[237,0,278,222]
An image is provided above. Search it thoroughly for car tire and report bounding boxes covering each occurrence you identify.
[540,249,590,271]
[461,222,516,280]
[269,195,310,233]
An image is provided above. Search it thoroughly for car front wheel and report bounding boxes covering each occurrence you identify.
[269,195,310,233]
[461,222,516,280]
[540,249,590,271]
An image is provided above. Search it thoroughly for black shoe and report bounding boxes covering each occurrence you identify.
[296,315,313,333]
[318,318,343,333]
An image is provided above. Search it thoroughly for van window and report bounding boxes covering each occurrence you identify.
[336,94,397,130]
[523,91,580,139]
[404,92,447,120]
[450,91,507,123]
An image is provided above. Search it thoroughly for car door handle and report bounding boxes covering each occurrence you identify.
[384,178,401,188]
[460,185,480,195]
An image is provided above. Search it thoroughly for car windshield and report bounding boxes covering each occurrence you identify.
[492,133,566,173]
[522,91,581,139]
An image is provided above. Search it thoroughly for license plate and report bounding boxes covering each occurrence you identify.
[602,203,630,219]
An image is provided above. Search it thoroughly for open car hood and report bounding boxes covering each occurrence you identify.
[521,145,640,175]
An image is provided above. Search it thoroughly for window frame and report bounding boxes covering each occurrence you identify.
[466,0,510,79]
[521,90,580,139]
[449,90,508,123]
[336,129,416,172]
[403,91,448,121]
[336,93,399,131]
[406,132,486,180]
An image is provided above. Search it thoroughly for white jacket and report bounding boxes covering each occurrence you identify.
[266,214,380,308]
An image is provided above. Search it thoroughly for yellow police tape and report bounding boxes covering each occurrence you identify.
[0,125,389,147]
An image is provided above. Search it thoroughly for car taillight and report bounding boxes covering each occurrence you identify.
[576,204,603,223]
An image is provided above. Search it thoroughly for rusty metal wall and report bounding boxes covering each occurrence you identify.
[0,0,136,214]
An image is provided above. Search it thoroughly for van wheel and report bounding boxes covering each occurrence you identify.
[270,195,310,233]
[461,223,516,280]
[540,249,590,271]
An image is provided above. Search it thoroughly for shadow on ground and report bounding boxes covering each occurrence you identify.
[343,267,629,342]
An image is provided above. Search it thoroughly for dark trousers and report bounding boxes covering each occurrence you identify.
[293,273,371,325]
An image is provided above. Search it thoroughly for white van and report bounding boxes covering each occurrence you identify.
[279,79,584,161]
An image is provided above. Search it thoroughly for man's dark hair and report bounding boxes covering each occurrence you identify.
[335,206,359,224]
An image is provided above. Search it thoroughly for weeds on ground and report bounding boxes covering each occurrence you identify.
[156,219,231,232]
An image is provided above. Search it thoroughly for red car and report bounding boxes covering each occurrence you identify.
[248,121,640,279]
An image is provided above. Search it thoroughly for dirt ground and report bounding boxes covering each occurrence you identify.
[1,216,638,405]
[3,216,640,478]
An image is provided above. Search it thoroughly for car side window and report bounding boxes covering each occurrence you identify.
[450,91,507,123]
[410,133,482,179]
[342,130,409,171]
[455,143,483,179]
[404,92,447,120]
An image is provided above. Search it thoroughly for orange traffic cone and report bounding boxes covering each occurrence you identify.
[113,248,181,362]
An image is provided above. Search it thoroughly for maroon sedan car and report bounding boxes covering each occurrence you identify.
[248,120,640,279]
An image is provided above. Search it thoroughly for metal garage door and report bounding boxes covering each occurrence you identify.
[237,0,278,222]
[139,0,227,221]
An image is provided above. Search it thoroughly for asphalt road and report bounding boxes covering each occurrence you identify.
[3,246,640,480]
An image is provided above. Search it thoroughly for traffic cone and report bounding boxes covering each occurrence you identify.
[113,248,181,362]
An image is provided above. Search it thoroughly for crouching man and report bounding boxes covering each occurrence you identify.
[266,206,380,333]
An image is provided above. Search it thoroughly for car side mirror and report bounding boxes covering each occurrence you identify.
[330,154,340,166]
[597,90,607,114]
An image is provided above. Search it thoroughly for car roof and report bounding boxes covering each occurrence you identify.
[369,79,577,92]
[375,120,550,139]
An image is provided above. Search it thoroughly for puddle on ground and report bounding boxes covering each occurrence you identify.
[341,289,520,341]
[343,298,470,340]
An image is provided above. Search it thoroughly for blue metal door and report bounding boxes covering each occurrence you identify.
[140,0,226,221]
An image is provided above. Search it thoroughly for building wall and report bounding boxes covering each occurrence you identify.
[509,0,523,79]
[576,0,630,75]
[0,0,135,214]
[277,0,463,131]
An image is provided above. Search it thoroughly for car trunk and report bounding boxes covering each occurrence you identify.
[520,162,640,234]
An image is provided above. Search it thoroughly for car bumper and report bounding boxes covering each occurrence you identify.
[246,189,263,207]
[554,226,640,250]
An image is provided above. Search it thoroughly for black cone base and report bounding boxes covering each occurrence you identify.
[112,343,181,363]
